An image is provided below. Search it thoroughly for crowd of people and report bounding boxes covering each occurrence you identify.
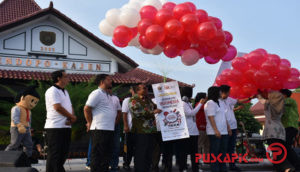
[4,69,300,172]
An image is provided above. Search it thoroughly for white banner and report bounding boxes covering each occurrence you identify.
[152,81,189,141]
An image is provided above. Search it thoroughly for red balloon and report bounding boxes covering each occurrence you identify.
[242,83,257,96]
[280,59,291,68]
[278,65,291,80]
[252,48,268,57]
[220,69,232,81]
[195,9,208,23]
[180,13,199,32]
[196,22,217,41]
[145,25,165,43]
[230,86,241,99]
[224,31,233,45]
[183,2,197,12]
[232,57,250,72]
[164,19,184,37]
[140,5,158,21]
[290,68,300,78]
[112,37,128,47]
[261,60,278,76]
[254,70,270,88]
[215,75,228,86]
[155,9,173,26]
[245,69,256,83]
[284,77,300,89]
[173,3,193,19]
[187,32,199,43]
[208,17,222,29]
[113,25,133,44]
[163,43,181,58]
[209,43,228,59]
[138,19,153,35]
[139,35,156,49]
[131,27,138,38]
[204,56,220,64]
[245,52,266,69]
[222,45,237,62]
[162,2,176,11]
[228,69,242,84]
[267,54,281,66]
[207,29,226,47]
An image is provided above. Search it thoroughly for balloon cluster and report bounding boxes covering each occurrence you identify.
[99,0,236,66]
[215,49,300,99]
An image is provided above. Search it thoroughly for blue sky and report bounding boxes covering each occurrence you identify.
[33,0,300,96]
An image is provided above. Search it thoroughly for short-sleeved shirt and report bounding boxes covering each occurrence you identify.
[44,85,72,129]
[204,100,228,135]
[122,97,132,130]
[111,95,121,115]
[281,98,299,129]
[86,88,116,131]
[221,97,238,129]
[129,95,156,134]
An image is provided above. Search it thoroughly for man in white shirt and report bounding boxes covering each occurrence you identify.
[44,70,77,172]
[107,88,122,171]
[122,87,135,170]
[84,74,116,172]
[219,85,253,172]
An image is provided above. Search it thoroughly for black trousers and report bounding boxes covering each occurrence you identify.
[266,139,300,171]
[152,132,163,172]
[285,127,298,147]
[91,130,114,172]
[46,128,71,172]
[123,132,136,167]
[187,136,199,172]
[163,138,188,172]
[134,133,154,172]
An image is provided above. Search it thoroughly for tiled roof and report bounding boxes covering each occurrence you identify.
[0,0,41,26]
[0,69,192,87]
[0,1,138,69]
[250,101,265,116]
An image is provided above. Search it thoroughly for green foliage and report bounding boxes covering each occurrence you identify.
[235,103,262,134]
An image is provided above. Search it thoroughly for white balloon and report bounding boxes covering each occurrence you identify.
[140,46,151,54]
[128,34,140,46]
[128,2,142,11]
[159,0,168,5]
[105,8,121,27]
[99,19,115,36]
[149,45,163,55]
[120,8,140,27]
[142,0,162,10]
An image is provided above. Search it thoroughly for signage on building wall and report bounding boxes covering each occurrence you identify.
[0,56,110,73]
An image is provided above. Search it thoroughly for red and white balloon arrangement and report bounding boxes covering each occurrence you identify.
[215,49,300,99]
[99,0,236,66]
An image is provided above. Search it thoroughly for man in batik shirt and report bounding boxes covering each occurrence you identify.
[129,84,161,172]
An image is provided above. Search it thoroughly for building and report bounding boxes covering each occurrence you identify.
[0,0,193,100]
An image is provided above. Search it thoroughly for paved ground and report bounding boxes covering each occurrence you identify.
[32,158,276,172]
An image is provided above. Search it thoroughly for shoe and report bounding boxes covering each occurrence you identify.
[123,165,131,171]
[86,166,91,170]
[229,166,241,172]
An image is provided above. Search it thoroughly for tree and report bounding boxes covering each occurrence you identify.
[235,103,262,134]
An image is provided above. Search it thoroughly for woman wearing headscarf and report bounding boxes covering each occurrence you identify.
[257,90,299,172]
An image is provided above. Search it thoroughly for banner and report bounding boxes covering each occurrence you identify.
[152,81,189,141]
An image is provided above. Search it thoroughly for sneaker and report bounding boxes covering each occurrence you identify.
[229,166,241,172]
[86,166,91,170]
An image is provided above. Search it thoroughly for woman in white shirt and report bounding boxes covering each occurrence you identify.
[204,86,230,172]
[183,96,205,172]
